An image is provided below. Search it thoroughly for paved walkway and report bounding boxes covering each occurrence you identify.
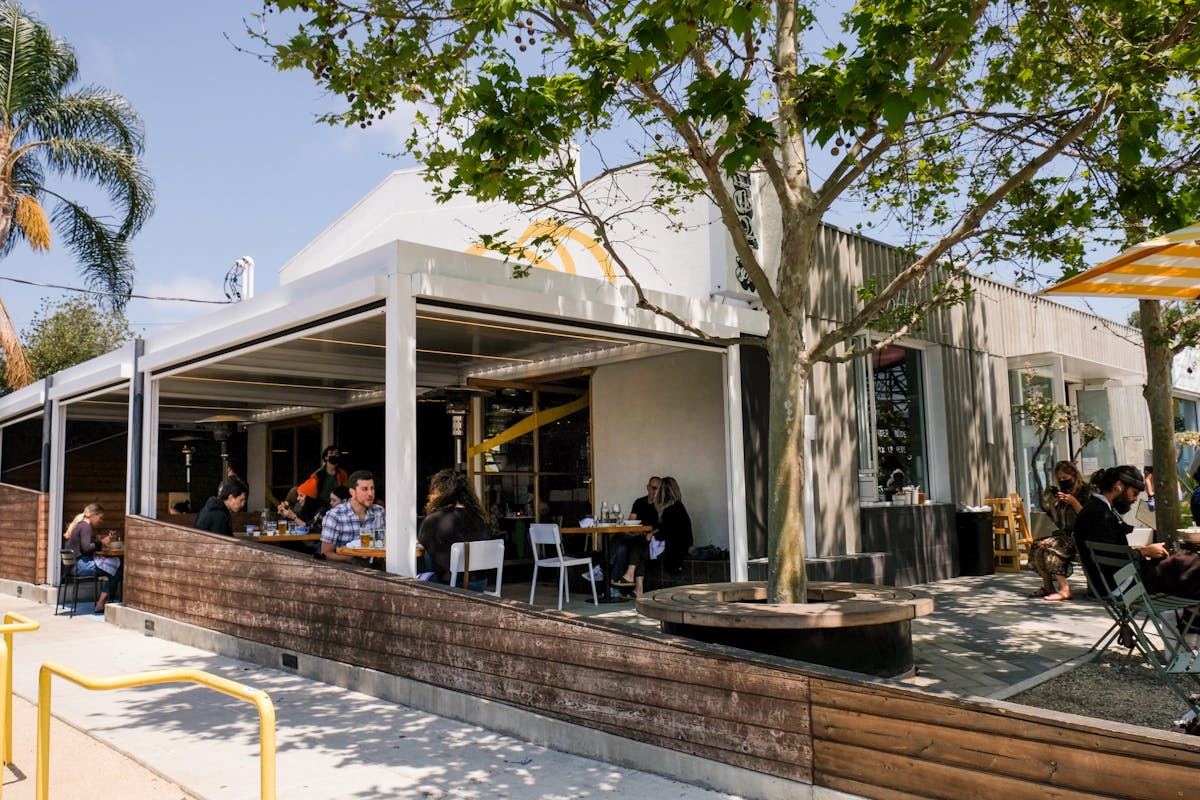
[0,596,741,800]
[0,568,1113,799]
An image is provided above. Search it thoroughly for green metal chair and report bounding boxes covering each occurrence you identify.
[1088,540,1200,714]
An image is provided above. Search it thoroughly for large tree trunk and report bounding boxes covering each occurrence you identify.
[766,320,809,603]
[1139,299,1181,536]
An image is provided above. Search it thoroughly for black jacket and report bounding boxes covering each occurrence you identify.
[194,496,233,536]
[1073,494,1132,590]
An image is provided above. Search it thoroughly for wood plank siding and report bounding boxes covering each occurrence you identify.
[125,515,1200,798]
[124,516,815,783]
[0,483,47,584]
[810,677,1200,800]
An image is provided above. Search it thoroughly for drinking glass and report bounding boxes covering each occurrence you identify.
[612,503,622,523]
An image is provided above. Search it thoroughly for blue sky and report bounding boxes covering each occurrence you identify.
[11,0,418,334]
[7,1,1138,337]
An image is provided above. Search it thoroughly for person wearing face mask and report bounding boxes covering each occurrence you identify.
[1073,465,1200,599]
[1029,461,1090,601]
[281,445,348,523]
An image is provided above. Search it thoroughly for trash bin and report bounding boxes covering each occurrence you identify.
[956,510,994,576]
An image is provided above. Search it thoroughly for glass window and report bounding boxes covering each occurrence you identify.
[1176,397,1198,480]
[871,345,928,497]
[267,419,322,504]
[477,379,592,556]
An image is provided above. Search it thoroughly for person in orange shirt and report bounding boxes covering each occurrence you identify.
[279,445,347,523]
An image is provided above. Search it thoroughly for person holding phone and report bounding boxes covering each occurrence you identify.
[1029,461,1089,601]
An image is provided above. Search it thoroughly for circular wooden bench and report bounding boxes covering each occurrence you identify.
[638,581,934,678]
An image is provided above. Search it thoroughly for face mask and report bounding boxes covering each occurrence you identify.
[1113,496,1134,514]
[326,456,339,465]
[1058,479,1072,493]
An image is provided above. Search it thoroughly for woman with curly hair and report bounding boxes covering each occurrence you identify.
[1029,460,1089,601]
[417,469,491,584]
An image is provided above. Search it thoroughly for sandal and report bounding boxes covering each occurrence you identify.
[1028,588,1049,598]
[1042,592,1071,602]
[610,578,634,588]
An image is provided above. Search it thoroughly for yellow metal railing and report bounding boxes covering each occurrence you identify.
[0,611,39,774]
[36,663,275,800]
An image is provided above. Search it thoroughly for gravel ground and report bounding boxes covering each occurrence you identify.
[1011,649,1197,731]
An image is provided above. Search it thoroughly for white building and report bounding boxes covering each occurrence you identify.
[0,169,1157,587]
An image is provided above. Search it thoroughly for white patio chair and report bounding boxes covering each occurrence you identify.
[449,539,505,597]
[529,523,598,610]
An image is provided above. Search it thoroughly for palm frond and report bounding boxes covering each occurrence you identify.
[14,193,48,250]
[48,197,134,308]
[19,88,145,154]
[0,293,33,389]
[0,3,77,124]
[35,137,154,236]
[0,2,152,306]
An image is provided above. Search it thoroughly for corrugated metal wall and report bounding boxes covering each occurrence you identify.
[804,224,1146,555]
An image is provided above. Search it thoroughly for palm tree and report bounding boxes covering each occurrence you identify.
[0,2,153,390]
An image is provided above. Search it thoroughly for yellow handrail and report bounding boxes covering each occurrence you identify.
[0,611,39,774]
[36,663,275,800]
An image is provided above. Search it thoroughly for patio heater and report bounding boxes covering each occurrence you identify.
[446,396,470,470]
[169,434,204,510]
[198,415,244,482]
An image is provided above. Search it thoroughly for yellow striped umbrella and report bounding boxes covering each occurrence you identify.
[1042,221,1200,300]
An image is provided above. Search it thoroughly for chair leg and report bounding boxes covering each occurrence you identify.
[55,579,66,616]
[557,569,566,611]
[587,558,599,606]
[562,566,571,605]
[70,578,79,618]
[529,564,539,605]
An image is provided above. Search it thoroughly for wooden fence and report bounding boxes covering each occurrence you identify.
[0,483,47,585]
[124,515,1200,799]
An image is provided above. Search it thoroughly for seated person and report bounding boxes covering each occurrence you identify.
[613,476,692,596]
[605,476,662,585]
[1076,465,1200,600]
[1029,460,1089,601]
[63,502,122,612]
[311,485,350,531]
[417,469,491,585]
[194,476,249,536]
[320,470,386,561]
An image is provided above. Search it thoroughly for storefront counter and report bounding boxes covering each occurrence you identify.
[859,502,958,587]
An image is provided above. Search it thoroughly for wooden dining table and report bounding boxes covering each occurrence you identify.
[559,524,652,602]
[235,532,322,544]
[335,545,386,559]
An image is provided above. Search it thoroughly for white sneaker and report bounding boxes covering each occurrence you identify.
[581,565,603,582]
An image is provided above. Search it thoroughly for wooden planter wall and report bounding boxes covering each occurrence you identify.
[0,483,47,585]
[124,516,1200,800]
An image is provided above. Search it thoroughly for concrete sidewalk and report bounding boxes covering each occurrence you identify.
[0,597,745,800]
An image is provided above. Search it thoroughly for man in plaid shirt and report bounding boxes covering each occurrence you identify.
[321,470,386,561]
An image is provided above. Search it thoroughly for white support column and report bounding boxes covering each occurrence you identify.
[140,378,160,517]
[384,271,418,576]
[48,400,67,585]
[723,345,749,582]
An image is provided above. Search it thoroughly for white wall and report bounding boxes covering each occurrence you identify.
[590,349,729,548]
[280,170,720,300]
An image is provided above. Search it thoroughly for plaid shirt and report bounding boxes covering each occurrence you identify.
[320,501,387,548]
